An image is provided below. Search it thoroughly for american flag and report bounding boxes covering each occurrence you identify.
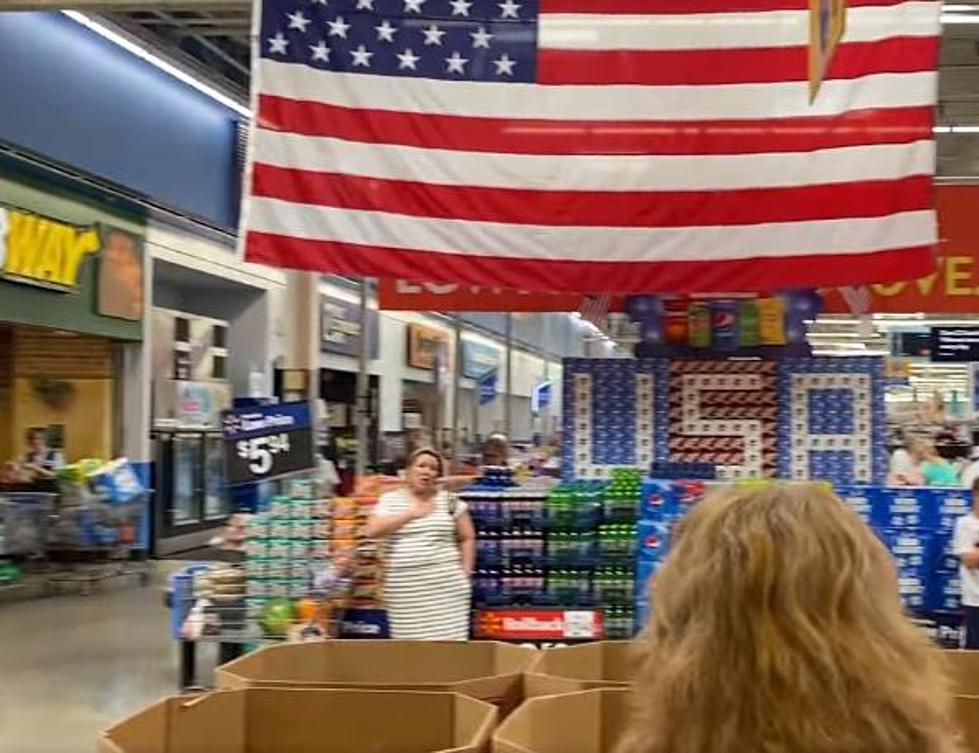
[242,0,942,294]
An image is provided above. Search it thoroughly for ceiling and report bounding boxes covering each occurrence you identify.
[27,2,975,174]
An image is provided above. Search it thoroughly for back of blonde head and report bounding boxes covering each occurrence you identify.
[619,483,961,753]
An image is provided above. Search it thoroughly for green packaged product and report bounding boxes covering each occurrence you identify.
[688,302,711,348]
[739,299,760,347]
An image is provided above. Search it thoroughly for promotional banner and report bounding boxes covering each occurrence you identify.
[320,295,379,358]
[461,340,502,380]
[823,185,979,314]
[478,370,497,406]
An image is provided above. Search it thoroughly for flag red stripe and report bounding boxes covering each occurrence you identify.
[257,96,933,157]
[245,232,936,295]
[251,165,933,228]
[540,0,910,13]
[539,36,938,86]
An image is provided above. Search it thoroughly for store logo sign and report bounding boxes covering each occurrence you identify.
[0,206,101,290]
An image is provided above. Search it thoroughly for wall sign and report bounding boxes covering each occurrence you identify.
[407,323,450,370]
[97,228,145,321]
[461,340,501,380]
[478,370,497,406]
[931,327,979,362]
[221,402,316,485]
[0,206,101,290]
[532,381,553,413]
[320,295,379,358]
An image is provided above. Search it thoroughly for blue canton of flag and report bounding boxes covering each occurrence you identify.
[260,0,538,82]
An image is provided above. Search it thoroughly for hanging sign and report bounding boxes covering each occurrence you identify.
[221,402,316,485]
[478,370,497,406]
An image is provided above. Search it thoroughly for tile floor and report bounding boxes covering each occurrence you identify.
[0,563,196,753]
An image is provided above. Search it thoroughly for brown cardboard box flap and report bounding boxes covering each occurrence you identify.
[524,642,635,698]
[493,688,630,753]
[956,695,979,753]
[215,640,536,706]
[101,687,497,753]
[945,651,979,696]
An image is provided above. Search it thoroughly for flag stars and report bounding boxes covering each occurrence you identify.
[397,47,421,69]
[493,52,516,76]
[375,19,397,42]
[449,0,473,15]
[445,50,469,74]
[404,0,425,12]
[498,0,521,18]
[309,40,330,61]
[350,44,374,66]
[327,15,351,37]
[287,10,311,31]
[267,32,289,54]
[470,26,493,48]
[422,24,447,45]
[355,0,374,8]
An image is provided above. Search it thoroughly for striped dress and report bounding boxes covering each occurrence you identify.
[374,488,471,640]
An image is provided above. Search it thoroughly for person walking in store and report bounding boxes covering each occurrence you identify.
[955,477,979,650]
[617,483,962,753]
[365,448,475,640]
[915,439,960,487]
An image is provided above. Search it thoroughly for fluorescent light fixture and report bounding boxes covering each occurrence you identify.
[943,4,979,10]
[941,12,979,22]
[935,125,979,133]
[61,11,252,118]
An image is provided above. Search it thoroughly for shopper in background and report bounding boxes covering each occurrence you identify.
[365,448,475,640]
[955,477,979,649]
[481,434,509,467]
[22,427,64,479]
[916,439,960,487]
[618,483,961,753]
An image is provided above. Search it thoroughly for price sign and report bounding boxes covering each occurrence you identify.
[221,402,316,485]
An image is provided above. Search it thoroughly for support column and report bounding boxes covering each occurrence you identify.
[354,280,371,476]
[504,313,513,438]
[285,270,318,401]
[452,315,463,464]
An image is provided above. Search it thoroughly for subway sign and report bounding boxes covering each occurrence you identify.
[0,206,101,290]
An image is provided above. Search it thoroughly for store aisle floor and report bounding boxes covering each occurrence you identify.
[0,563,185,753]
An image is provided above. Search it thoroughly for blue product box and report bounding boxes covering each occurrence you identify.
[835,485,876,526]
[934,489,971,531]
[925,572,962,613]
[896,572,927,610]
[637,519,674,561]
[931,532,959,572]
[873,488,938,530]
[634,597,651,634]
[635,557,665,598]
[640,480,678,519]
[885,530,933,572]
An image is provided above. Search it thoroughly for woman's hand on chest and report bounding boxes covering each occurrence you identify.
[407,495,436,520]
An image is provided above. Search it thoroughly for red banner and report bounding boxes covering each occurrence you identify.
[377,278,589,312]
[823,185,979,314]
[472,609,604,641]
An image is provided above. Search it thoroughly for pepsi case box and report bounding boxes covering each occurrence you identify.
[835,485,876,527]
[925,572,961,613]
[634,596,651,634]
[640,480,679,519]
[635,558,665,599]
[637,518,675,561]
[873,488,938,530]
[897,573,927,610]
[884,530,933,573]
[930,533,959,573]
[933,489,971,531]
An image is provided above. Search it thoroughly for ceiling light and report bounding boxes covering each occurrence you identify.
[61,11,252,118]
[941,13,979,22]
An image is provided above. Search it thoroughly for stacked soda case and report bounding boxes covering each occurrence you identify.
[243,479,384,637]
[634,480,972,641]
[466,467,641,639]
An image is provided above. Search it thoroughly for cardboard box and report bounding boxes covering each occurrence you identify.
[945,651,979,696]
[493,688,628,753]
[524,642,635,698]
[216,640,536,714]
[956,695,979,753]
[99,687,496,753]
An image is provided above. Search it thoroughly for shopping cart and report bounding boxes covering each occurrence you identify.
[0,492,56,561]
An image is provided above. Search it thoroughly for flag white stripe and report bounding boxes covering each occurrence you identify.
[247,198,936,262]
[538,2,938,51]
[253,131,935,192]
[259,61,936,122]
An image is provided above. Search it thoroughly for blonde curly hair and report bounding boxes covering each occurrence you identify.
[618,483,962,753]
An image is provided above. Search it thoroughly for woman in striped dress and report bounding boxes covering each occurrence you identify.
[365,448,476,640]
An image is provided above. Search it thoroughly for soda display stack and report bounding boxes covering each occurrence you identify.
[466,468,641,639]
[634,480,973,644]
[243,479,384,638]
